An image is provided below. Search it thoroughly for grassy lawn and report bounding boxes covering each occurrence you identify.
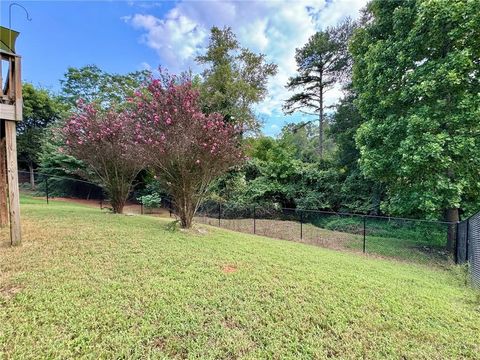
[1,196,479,359]
[196,215,449,265]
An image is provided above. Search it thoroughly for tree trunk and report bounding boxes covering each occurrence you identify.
[318,77,324,158]
[111,199,125,214]
[28,162,35,190]
[446,207,459,253]
[108,185,127,214]
[180,211,193,228]
[178,200,194,228]
[174,190,195,229]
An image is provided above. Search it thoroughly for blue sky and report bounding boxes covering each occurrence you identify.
[1,0,367,135]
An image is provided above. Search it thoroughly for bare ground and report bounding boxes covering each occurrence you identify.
[194,216,363,252]
[33,196,172,218]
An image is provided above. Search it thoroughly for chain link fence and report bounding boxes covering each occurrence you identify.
[196,202,453,266]
[18,170,174,217]
[456,211,480,287]
[17,170,466,269]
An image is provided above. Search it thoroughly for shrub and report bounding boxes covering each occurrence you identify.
[137,193,162,208]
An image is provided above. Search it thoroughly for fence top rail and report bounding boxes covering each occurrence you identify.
[18,170,100,187]
[263,207,455,225]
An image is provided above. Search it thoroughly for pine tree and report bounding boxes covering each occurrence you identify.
[284,19,354,158]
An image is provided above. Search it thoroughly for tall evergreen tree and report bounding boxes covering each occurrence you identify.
[284,19,354,158]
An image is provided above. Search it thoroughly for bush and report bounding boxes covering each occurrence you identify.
[137,193,162,208]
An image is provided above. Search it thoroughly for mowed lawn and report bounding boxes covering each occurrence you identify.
[1,197,479,359]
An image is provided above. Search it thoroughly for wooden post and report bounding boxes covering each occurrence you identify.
[5,120,21,245]
[0,30,23,245]
[0,134,8,227]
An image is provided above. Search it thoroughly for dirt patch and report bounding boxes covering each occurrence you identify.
[0,284,23,300]
[152,337,166,351]
[38,197,172,218]
[222,265,237,273]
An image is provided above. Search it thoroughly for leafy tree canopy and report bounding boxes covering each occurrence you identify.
[352,0,480,221]
[60,64,151,109]
[18,83,65,174]
[196,26,278,131]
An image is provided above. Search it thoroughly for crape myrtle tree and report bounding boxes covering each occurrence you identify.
[351,0,480,251]
[132,73,244,228]
[40,65,150,196]
[61,101,145,214]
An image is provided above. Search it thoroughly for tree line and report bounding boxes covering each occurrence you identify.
[18,0,480,245]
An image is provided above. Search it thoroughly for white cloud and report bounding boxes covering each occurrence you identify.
[124,0,368,131]
[125,12,207,69]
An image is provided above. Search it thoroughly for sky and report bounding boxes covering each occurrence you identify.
[0,0,368,135]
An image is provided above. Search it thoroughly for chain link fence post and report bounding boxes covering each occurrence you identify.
[466,218,470,261]
[218,203,221,227]
[363,216,366,253]
[45,175,49,204]
[253,206,256,234]
[300,210,303,240]
[455,221,460,263]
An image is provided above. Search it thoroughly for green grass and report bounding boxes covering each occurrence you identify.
[1,196,479,359]
[310,215,449,264]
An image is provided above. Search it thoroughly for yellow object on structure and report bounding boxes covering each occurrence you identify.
[0,26,19,54]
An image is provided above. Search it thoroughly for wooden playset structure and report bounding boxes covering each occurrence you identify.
[0,26,23,245]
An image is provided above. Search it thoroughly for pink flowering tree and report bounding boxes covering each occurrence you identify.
[62,101,144,214]
[132,74,244,228]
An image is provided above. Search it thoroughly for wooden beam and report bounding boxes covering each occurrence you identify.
[8,57,13,100]
[13,56,22,120]
[5,120,21,245]
[0,104,17,121]
[0,59,3,97]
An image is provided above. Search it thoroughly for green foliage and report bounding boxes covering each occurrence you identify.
[351,0,480,218]
[329,87,381,213]
[137,193,162,209]
[38,125,86,178]
[216,136,342,210]
[196,27,278,131]
[60,65,150,109]
[37,125,96,198]
[18,83,65,170]
[329,87,361,170]
[279,122,321,163]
